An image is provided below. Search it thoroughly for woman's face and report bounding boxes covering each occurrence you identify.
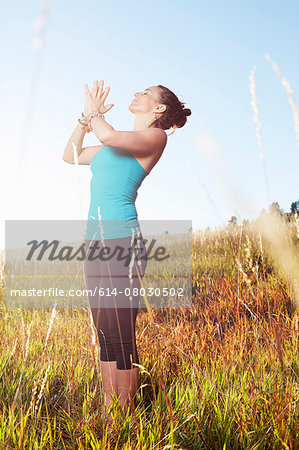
[129,85,162,115]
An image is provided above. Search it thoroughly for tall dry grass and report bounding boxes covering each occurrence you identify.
[0,214,298,448]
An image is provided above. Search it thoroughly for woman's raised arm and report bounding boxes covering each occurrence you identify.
[62,122,87,163]
[93,125,167,155]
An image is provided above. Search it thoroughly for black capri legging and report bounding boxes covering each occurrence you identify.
[83,234,147,370]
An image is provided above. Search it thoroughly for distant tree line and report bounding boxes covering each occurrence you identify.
[227,199,299,227]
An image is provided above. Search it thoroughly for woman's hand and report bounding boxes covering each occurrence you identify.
[83,80,114,117]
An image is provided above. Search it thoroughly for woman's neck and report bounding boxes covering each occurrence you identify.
[132,114,155,131]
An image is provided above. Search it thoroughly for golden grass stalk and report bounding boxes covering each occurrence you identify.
[8,337,18,360]
[235,256,253,289]
[29,379,39,412]
[249,66,264,159]
[35,361,51,411]
[20,315,25,356]
[97,206,105,246]
[266,54,299,148]
[244,234,253,271]
[72,142,84,220]
[249,65,270,205]
[88,307,100,362]
[41,301,57,358]
[24,318,34,361]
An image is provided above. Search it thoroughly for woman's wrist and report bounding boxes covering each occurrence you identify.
[86,112,105,132]
[78,111,105,134]
[77,119,90,133]
[78,112,93,133]
[85,111,105,121]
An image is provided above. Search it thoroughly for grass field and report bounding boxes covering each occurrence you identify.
[0,212,298,449]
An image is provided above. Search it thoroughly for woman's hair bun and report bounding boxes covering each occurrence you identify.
[155,84,191,131]
[183,108,191,117]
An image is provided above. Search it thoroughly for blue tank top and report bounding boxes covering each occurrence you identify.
[85,145,148,240]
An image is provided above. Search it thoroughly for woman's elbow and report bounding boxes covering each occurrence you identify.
[100,131,115,146]
[62,156,74,164]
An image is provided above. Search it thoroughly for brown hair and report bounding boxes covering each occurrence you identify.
[154,85,191,132]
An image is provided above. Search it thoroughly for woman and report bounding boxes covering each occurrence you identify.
[62,80,191,426]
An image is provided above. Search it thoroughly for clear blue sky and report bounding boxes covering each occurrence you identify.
[1,0,299,250]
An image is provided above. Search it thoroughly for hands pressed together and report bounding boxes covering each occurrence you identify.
[84,80,114,117]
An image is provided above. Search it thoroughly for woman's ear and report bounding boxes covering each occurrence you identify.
[156,104,166,114]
